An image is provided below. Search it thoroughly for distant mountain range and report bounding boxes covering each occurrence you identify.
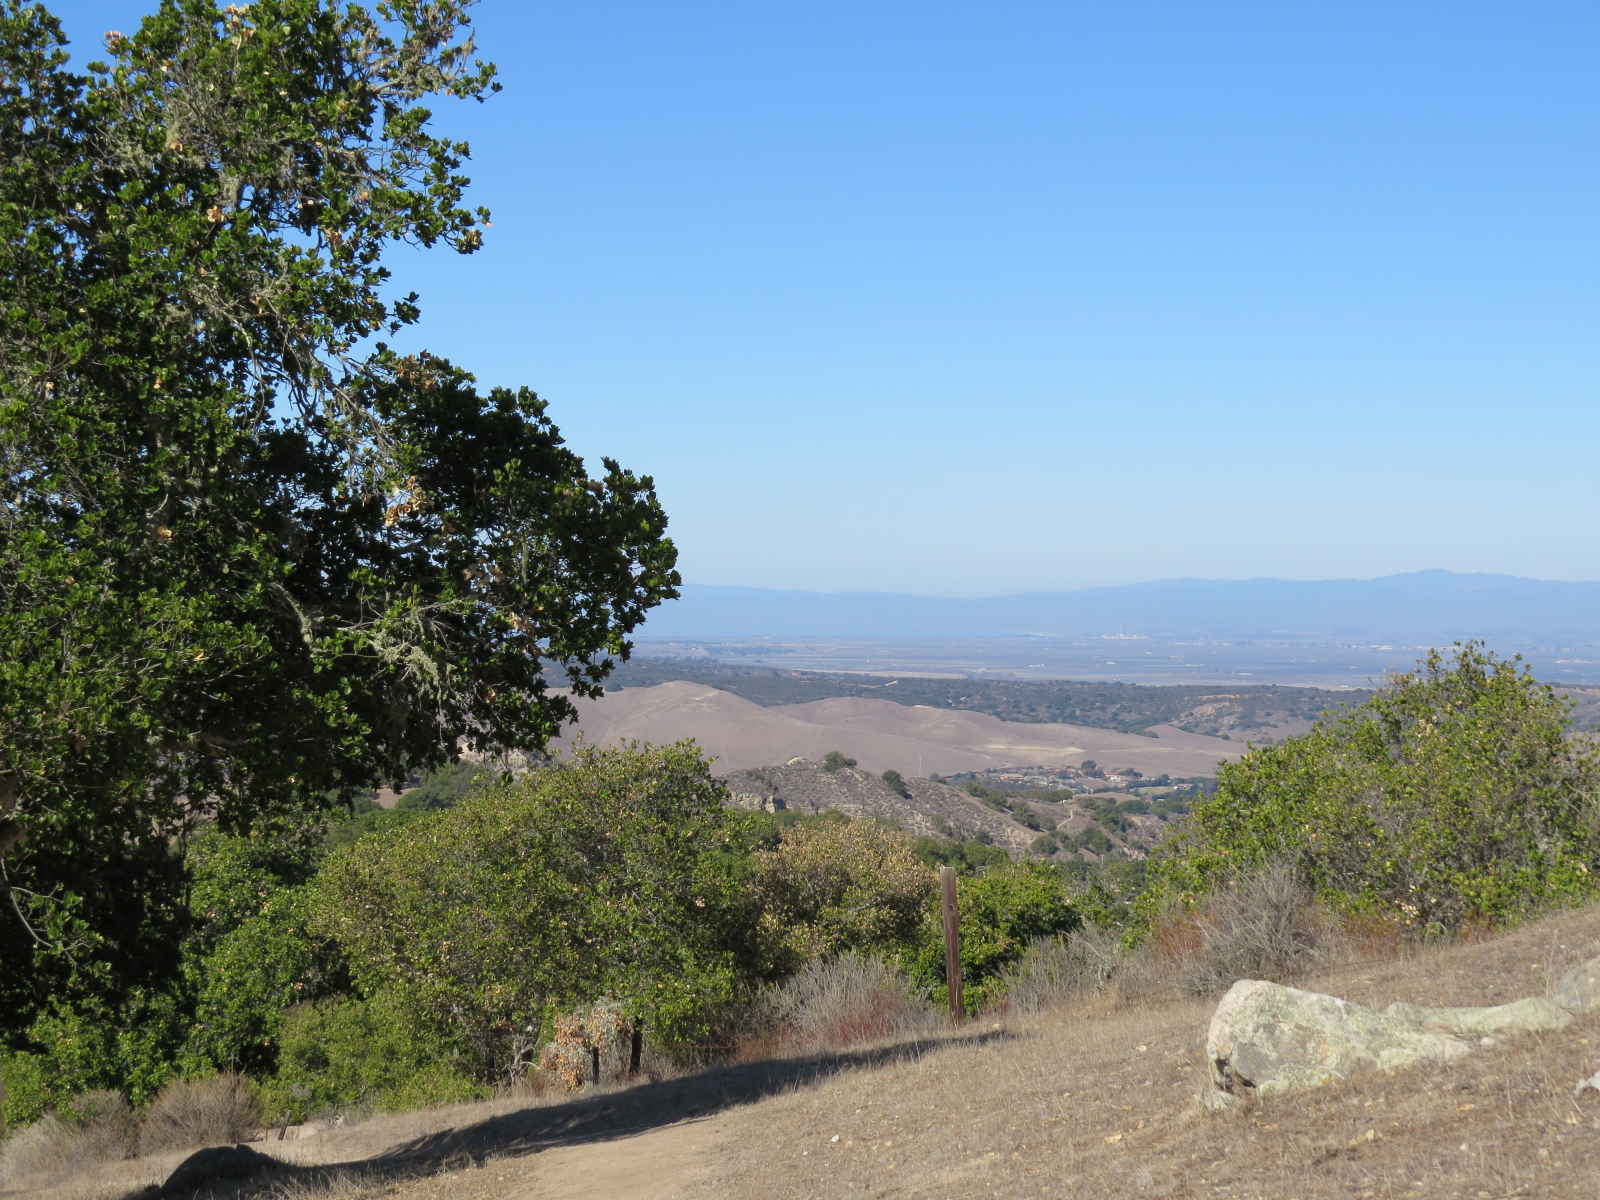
[638,571,1600,641]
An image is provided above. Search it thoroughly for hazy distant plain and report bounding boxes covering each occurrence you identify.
[637,634,1600,690]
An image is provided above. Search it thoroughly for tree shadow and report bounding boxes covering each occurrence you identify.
[137,1029,1017,1198]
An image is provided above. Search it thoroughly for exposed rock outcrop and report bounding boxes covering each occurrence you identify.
[1552,952,1600,1014]
[1206,964,1594,1101]
[1206,981,1474,1096]
[722,761,1038,851]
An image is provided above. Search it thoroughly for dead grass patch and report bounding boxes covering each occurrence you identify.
[752,952,937,1056]
[138,1072,264,1156]
[0,1091,136,1191]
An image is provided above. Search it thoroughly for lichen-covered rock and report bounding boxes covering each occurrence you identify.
[1383,995,1572,1039]
[1552,953,1600,1015]
[1207,980,1473,1095]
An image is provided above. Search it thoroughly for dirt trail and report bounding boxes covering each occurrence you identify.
[369,1113,728,1200]
[513,1114,726,1200]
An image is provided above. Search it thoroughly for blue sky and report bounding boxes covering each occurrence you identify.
[45,1,1600,594]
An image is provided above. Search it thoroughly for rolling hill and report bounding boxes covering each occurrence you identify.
[549,681,1240,778]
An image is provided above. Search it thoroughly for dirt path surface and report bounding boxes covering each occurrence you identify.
[370,1112,728,1200]
[514,1114,725,1200]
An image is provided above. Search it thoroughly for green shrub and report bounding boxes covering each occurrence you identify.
[750,819,936,971]
[1143,643,1600,935]
[395,761,495,811]
[310,743,756,1083]
[259,991,483,1123]
[1,987,186,1129]
[179,886,338,1079]
[0,1051,53,1132]
[910,835,1010,874]
[909,861,1081,1014]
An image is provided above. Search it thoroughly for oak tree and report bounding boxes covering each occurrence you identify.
[0,0,678,1038]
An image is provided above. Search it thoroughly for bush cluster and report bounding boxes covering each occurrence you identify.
[1143,643,1600,935]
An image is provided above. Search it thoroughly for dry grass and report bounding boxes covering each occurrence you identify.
[697,903,1600,1200]
[751,953,937,1056]
[138,1072,264,1156]
[11,904,1600,1200]
[0,1091,136,1191]
[1141,859,1336,997]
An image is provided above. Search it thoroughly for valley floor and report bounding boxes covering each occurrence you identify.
[18,903,1600,1200]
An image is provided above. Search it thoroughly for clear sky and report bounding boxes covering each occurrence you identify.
[44,1,1600,595]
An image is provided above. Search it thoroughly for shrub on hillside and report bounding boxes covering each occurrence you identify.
[179,885,337,1080]
[992,925,1131,1015]
[309,743,755,1085]
[750,819,936,971]
[259,992,484,1123]
[538,1000,634,1092]
[0,988,187,1130]
[137,1072,263,1155]
[0,1089,138,1183]
[1142,859,1331,996]
[60,1090,137,1163]
[0,1115,79,1186]
[754,954,934,1055]
[1143,643,1600,935]
[908,861,1081,1014]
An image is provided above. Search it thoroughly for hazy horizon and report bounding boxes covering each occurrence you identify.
[671,567,1600,601]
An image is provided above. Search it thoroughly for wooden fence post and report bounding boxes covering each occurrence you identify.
[941,866,963,1021]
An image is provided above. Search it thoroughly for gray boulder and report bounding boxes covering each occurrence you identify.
[1552,953,1600,1015]
[1207,980,1473,1095]
[1383,995,1572,1039]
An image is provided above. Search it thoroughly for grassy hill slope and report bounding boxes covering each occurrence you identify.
[606,657,1368,738]
[551,681,1241,777]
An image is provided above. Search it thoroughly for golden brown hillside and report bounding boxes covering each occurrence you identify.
[549,682,1240,777]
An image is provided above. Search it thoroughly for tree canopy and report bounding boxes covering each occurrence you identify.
[0,0,678,1039]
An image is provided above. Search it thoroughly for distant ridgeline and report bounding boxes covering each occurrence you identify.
[602,658,1371,738]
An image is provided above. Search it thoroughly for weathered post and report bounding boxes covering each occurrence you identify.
[629,1023,643,1076]
[940,866,963,1021]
